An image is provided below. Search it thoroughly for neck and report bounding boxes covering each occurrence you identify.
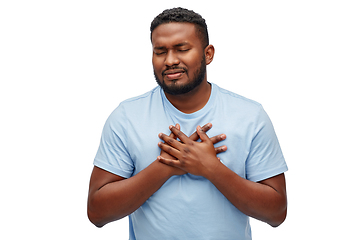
[164,79,211,114]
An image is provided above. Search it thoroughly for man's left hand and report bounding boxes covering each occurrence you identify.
[158,125,224,178]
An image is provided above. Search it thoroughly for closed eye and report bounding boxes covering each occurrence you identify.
[153,46,167,55]
[178,49,190,52]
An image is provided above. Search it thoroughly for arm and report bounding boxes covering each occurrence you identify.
[87,160,175,228]
[158,125,287,227]
[208,167,287,227]
[87,124,227,228]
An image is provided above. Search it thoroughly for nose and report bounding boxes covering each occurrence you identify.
[164,50,180,67]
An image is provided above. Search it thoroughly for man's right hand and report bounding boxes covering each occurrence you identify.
[88,123,227,227]
[159,123,227,176]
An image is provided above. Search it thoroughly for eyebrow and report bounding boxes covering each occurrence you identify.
[154,46,166,50]
[154,42,190,50]
[174,42,189,47]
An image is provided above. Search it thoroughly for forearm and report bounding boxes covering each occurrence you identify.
[157,125,287,226]
[88,160,173,227]
[206,163,287,227]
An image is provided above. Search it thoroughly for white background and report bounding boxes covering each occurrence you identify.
[1,0,359,239]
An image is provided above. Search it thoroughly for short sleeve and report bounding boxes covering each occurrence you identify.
[93,105,134,178]
[245,106,288,182]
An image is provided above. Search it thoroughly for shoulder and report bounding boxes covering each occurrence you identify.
[213,84,263,115]
[120,86,161,107]
[216,84,261,106]
[102,86,161,130]
[111,86,161,117]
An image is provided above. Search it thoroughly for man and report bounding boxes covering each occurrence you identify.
[88,7,288,240]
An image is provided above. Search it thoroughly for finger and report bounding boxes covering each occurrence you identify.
[196,125,211,143]
[209,133,227,145]
[169,125,191,144]
[214,145,227,154]
[169,123,180,139]
[159,133,183,149]
[157,156,182,168]
[189,123,212,141]
[158,141,181,158]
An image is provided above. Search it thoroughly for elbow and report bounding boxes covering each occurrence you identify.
[87,194,109,228]
[87,199,109,228]
[268,193,288,228]
[268,206,287,228]
[269,218,285,228]
[87,199,128,228]
[87,209,106,228]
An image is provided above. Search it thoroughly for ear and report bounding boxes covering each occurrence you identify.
[204,44,215,65]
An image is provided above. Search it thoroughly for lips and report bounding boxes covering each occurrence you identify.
[165,72,184,80]
[162,68,187,80]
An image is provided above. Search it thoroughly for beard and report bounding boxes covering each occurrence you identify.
[154,56,206,96]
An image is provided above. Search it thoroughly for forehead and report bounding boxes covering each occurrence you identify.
[151,22,200,47]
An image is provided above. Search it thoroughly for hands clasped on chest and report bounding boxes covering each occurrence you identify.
[157,123,227,178]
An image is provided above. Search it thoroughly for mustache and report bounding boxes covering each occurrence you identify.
[162,66,187,76]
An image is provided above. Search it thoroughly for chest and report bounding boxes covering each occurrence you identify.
[125,112,253,178]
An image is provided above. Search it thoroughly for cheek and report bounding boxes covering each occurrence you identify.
[183,51,203,67]
[186,58,202,75]
[152,58,162,72]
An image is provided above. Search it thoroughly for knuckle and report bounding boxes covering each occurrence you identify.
[183,147,191,153]
[181,155,189,163]
[213,135,222,143]
[202,126,210,132]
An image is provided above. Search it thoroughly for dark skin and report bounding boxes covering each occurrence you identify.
[88,123,227,227]
[153,22,287,227]
[88,22,287,228]
[152,22,214,113]
[158,126,287,227]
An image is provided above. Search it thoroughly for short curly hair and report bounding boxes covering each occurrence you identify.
[150,7,209,48]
